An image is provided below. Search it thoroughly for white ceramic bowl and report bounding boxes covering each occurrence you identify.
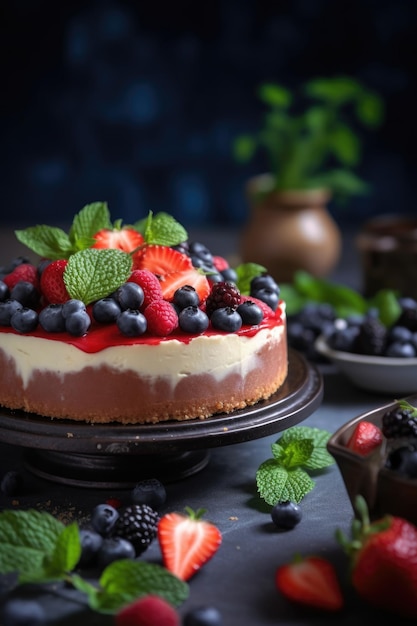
[315,335,417,395]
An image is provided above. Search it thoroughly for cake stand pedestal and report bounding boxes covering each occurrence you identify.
[0,350,323,488]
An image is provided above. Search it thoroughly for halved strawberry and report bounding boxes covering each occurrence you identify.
[133,245,210,302]
[92,227,144,253]
[346,420,384,456]
[275,555,344,612]
[40,259,70,304]
[157,507,222,581]
[133,245,192,276]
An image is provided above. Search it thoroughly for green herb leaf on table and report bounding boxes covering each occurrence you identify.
[256,426,334,506]
[0,509,189,615]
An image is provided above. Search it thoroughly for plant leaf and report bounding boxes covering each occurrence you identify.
[256,462,315,505]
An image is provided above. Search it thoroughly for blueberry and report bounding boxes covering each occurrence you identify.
[1,599,46,626]
[237,300,263,325]
[97,536,136,567]
[179,306,209,333]
[173,285,201,309]
[251,287,279,311]
[91,503,120,536]
[385,341,416,358]
[115,282,144,310]
[0,299,23,326]
[65,309,91,336]
[62,299,86,318]
[386,445,417,478]
[251,274,280,294]
[0,280,10,301]
[183,606,223,626]
[39,304,66,332]
[131,478,167,509]
[1,470,23,496]
[221,267,238,283]
[189,241,213,265]
[210,307,242,332]
[92,297,122,323]
[78,529,104,567]
[10,307,38,333]
[10,281,40,309]
[271,501,302,530]
[117,309,147,336]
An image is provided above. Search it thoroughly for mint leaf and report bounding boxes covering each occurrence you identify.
[64,248,132,305]
[42,522,81,581]
[271,439,314,469]
[140,212,188,246]
[278,426,334,470]
[69,202,112,250]
[255,426,334,506]
[80,560,189,614]
[235,262,267,295]
[15,226,74,260]
[256,461,315,505]
[0,510,65,582]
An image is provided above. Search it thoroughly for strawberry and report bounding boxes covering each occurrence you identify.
[157,507,222,581]
[337,495,417,619]
[128,269,163,308]
[3,263,39,290]
[346,420,383,456]
[115,594,180,626]
[92,227,144,253]
[275,555,344,612]
[40,259,70,304]
[133,245,210,302]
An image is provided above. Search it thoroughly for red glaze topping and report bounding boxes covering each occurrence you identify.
[0,302,285,353]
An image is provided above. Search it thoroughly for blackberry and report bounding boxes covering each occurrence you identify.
[205,282,240,317]
[112,504,159,555]
[396,306,417,332]
[381,407,417,439]
[131,478,167,509]
[354,316,387,356]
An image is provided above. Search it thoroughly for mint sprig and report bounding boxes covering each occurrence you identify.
[134,211,188,247]
[15,202,112,260]
[256,426,334,505]
[235,262,267,295]
[0,509,189,614]
[64,248,133,305]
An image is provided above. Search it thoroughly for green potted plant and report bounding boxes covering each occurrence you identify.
[233,76,384,282]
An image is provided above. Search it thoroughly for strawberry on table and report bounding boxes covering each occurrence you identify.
[92,226,144,253]
[157,507,222,581]
[337,495,417,619]
[346,420,384,456]
[275,555,344,612]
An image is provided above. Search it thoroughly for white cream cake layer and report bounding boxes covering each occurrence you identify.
[1,324,285,389]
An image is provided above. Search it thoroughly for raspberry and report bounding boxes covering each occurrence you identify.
[128,269,163,308]
[3,263,39,290]
[144,300,178,336]
[115,595,180,626]
[112,504,159,555]
[212,255,229,272]
[205,281,241,317]
[40,259,70,304]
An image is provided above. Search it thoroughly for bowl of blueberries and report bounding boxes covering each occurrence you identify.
[327,395,417,525]
[285,288,417,395]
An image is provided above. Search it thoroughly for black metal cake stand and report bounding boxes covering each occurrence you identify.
[0,349,323,487]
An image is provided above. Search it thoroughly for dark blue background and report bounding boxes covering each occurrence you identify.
[1,0,416,228]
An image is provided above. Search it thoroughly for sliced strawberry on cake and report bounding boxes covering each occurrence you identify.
[133,245,210,302]
[92,226,144,253]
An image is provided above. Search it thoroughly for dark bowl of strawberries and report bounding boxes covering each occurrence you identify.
[328,394,417,525]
